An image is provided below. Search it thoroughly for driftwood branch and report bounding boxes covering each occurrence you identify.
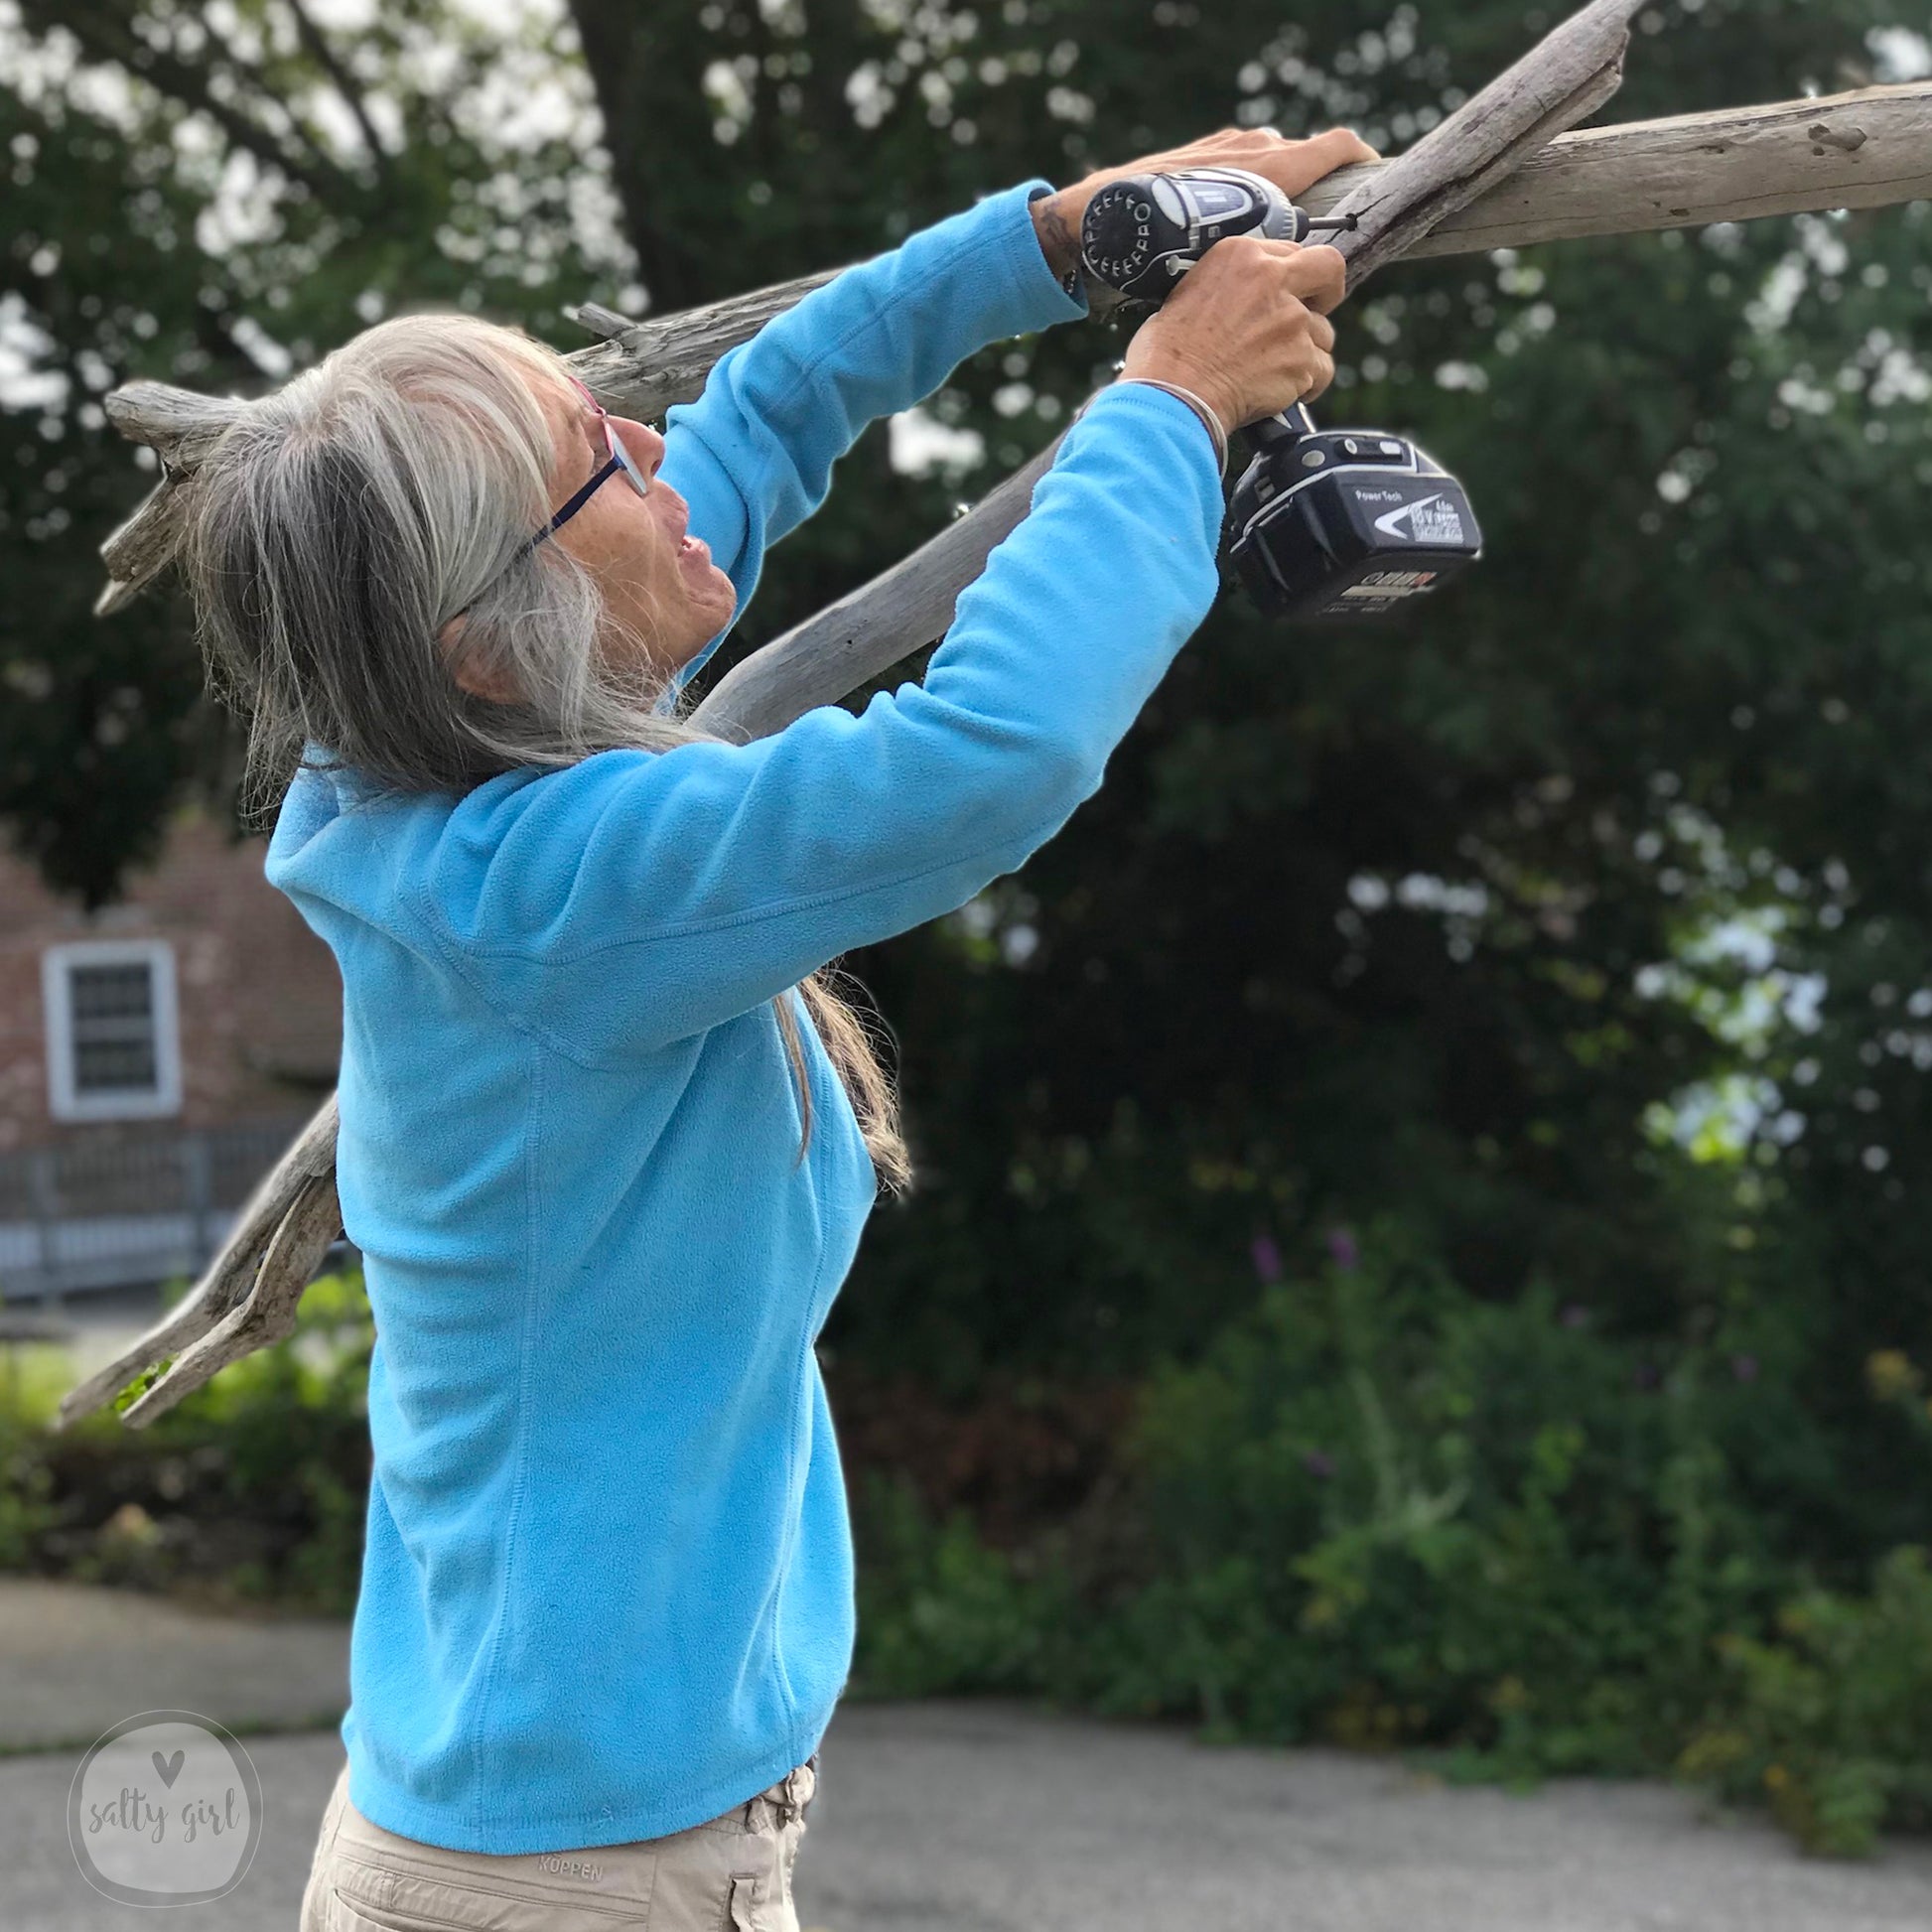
[55,1098,342,1429]
[1392,80,1932,254]
[693,445,1060,743]
[694,0,1651,740]
[1322,0,1642,279]
[568,83,1932,407]
[66,0,1643,1424]
[92,81,1932,618]
[66,16,1932,1423]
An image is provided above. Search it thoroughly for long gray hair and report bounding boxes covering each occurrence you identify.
[182,310,909,1193]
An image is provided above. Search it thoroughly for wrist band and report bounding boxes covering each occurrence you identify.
[1114,376,1230,480]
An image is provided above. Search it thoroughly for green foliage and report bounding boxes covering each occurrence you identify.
[848,1232,1932,1851]
[1680,1547,1932,1857]
[1,1268,373,1613]
[1078,1239,1784,1767]
[0,1338,85,1565]
[851,1469,1076,1698]
[0,1408,57,1571]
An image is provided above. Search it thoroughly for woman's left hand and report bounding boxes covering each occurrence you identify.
[1032,126,1381,282]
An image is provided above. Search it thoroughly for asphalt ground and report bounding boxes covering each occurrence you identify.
[6,1581,1932,1930]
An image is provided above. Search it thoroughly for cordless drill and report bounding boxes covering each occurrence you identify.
[1077,166,1481,621]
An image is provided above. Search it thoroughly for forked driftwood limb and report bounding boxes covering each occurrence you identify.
[576,81,1932,408]
[64,0,1645,1425]
[65,6,1932,1425]
[55,1098,341,1429]
[684,82,1932,732]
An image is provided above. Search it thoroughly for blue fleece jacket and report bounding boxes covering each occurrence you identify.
[264,178,1225,1855]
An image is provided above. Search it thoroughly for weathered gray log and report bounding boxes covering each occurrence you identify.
[93,384,251,616]
[583,79,1932,408]
[692,0,1647,741]
[92,80,1931,618]
[95,485,187,617]
[1323,0,1644,279]
[1397,81,1932,254]
[694,441,1062,743]
[694,81,1932,738]
[111,1167,345,1426]
[572,0,1651,430]
[567,274,840,413]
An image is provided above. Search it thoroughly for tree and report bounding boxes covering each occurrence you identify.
[1,0,637,898]
[12,2,1932,1573]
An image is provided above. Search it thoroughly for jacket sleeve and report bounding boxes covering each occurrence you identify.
[409,382,1225,1065]
[654,178,1088,704]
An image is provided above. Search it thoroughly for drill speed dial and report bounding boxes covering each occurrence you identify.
[1078,166,1322,304]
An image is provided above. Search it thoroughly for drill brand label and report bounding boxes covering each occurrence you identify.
[1357,488,1467,546]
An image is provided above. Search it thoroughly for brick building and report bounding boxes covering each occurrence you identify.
[0,801,342,1303]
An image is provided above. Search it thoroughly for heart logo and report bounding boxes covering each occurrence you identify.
[152,1749,185,1788]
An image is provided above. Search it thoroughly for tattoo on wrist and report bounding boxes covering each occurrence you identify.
[1034,194,1079,279]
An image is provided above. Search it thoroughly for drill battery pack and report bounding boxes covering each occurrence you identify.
[1225,425,1483,621]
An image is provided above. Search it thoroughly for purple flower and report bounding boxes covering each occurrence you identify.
[1326,1227,1360,1271]
[1250,1234,1284,1283]
[1730,1353,1759,1383]
[1560,1304,1590,1330]
[1304,1450,1336,1480]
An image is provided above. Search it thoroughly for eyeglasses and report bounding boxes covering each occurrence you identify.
[442,373,653,633]
[530,372,654,551]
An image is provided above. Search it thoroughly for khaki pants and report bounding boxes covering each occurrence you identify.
[299,1756,817,1932]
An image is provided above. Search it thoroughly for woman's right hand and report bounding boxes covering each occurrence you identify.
[1119,235,1345,432]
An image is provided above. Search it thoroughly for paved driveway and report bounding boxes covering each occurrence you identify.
[14,1706,1932,1930]
[5,1581,1932,1930]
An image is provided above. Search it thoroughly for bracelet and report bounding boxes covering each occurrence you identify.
[1113,376,1229,481]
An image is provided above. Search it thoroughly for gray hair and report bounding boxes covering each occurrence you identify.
[184,310,693,815]
[182,310,909,1192]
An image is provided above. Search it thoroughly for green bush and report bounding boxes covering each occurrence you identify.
[1080,1234,1790,1775]
[13,1246,1932,1855]
[0,1408,57,1570]
[1678,1547,1932,1857]
[0,1268,373,1613]
[847,1230,1932,1853]
[851,1469,1074,1699]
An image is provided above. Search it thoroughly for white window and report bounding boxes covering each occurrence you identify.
[42,939,183,1123]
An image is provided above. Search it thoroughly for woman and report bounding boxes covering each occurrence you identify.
[189,123,1367,1932]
